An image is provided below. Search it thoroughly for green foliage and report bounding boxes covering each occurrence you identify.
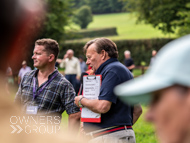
[141,61,146,66]
[40,0,73,42]
[133,69,143,77]
[25,0,73,69]
[122,0,190,35]
[73,5,93,29]
[66,27,118,39]
[60,111,69,130]
[71,0,126,14]
[89,0,125,14]
[70,0,89,9]
[174,2,190,36]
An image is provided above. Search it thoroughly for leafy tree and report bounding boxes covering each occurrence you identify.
[40,0,73,42]
[24,0,74,69]
[73,5,93,29]
[173,3,190,36]
[122,0,190,35]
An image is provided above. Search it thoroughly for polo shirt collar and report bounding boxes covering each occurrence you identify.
[95,58,118,74]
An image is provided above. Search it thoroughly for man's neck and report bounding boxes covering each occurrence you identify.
[38,66,55,79]
[37,65,55,87]
[68,56,73,60]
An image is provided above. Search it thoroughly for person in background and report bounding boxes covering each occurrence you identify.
[5,65,14,94]
[86,65,94,75]
[59,49,81,93]
[75,38,142,143]
[150,50,157,65]
[79,56,87,73]
[115,35,190,143]
[18,60,31,84]
[124,50,135,73]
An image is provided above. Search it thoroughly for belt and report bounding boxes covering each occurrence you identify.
[86,125,132,138]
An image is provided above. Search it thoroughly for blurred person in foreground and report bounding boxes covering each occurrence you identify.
[75,38,142,143]
[15,38,81,131]
[115,35,190,143]
[18,60,32,84]
[0,0,86,142]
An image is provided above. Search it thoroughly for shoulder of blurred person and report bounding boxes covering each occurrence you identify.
[114,35,190,143]
[0,0,84,142]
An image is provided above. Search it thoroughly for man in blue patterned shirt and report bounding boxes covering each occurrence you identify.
[15,38,80,130]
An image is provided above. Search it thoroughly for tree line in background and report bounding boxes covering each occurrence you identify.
[71,0,127,14]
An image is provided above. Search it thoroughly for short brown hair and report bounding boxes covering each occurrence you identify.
[83,38,118,58]
[35,38,59,60]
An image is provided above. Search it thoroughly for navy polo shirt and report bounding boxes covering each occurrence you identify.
[124,58,134,72]
[84,58,134,132]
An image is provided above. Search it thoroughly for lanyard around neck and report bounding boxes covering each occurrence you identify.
[32,72,59,100]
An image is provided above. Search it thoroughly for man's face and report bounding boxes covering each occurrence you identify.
[124,53,130,59]
[146,85,190,143]
[79,58,83,63]
[66,50,73,59]
[86,44,104,73]
[152,50,157,57]
[22,64,27,68]
[32,45,50,69]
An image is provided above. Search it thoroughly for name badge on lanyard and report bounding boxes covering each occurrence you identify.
[26,71,59,115]
[26,105,38,114]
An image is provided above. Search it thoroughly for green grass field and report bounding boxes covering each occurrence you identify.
[67,12,176,41]
[133,106,158,143]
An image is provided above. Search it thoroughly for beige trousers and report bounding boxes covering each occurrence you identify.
[88,129,136,143]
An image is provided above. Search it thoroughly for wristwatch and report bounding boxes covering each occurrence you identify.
[78,97,85,108]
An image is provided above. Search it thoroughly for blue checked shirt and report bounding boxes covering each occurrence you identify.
[15,69,80,117]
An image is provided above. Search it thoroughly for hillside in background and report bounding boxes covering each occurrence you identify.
[66,12,176,42]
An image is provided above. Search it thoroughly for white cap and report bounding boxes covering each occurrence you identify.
[114,35,190,105]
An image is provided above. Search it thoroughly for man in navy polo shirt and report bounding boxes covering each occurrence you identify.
[75,38,142,143]
[124,50,135,73]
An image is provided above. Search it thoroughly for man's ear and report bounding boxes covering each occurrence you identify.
[101,50,107,60]
[49,54,55,62]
